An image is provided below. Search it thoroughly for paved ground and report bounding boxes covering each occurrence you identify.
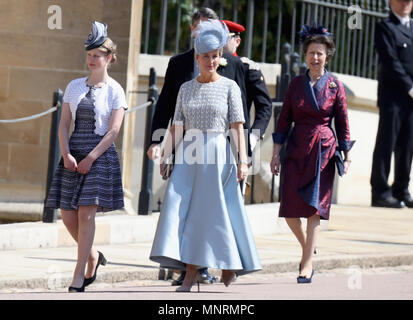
[0,204,412,302]
[1,266,413,300]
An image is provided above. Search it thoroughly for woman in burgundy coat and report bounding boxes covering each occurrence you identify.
[270,25,354,283]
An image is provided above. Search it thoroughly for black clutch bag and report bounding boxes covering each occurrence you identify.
[333,148,345,177]
[160,155,174,180]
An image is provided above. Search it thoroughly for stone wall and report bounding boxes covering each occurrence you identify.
[0,0,132,203]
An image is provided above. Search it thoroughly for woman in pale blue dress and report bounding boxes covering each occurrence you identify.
[149,20,262,292]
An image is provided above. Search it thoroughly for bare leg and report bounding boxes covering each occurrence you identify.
[61,210,99,278]
[69,205,98,288]
[300,214,320,277]
[182,264,198,287]
[285,218,306,265]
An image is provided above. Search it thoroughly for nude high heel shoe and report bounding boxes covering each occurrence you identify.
[221,270,236,287]
[175,273,203,292]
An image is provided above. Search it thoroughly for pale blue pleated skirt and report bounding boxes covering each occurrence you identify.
[149,132,262,276]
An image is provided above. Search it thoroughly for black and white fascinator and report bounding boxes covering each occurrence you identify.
[85,21,108,51]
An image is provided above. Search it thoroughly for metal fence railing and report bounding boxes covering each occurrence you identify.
[296,0,389,79]
[141,0,395,79]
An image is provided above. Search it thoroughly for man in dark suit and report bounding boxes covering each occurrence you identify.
[222,20,273,156]
[371,0,413,208]
[147,7,248,286]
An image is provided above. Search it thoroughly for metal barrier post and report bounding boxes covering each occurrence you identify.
[276,43,292,203]
[138,68,158,215]
[290,52,300,78]
[43,89,63,223]
[300,62,307,75]
[243,0,255,58]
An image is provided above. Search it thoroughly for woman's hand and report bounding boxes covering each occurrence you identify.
[343,159,351,174]
[270,154,281,176]
[147,143,161,161]
[237,162,248,181]
[77,156,94,175]
[343,151,351,175]
[63,154,78,172]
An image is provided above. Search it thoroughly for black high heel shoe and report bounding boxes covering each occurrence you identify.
[297,269,314,284]
[68,281,85,293]
[171,271,186,286]
[84,251,107,287]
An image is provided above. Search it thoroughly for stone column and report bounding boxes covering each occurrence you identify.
[121,0,144,215]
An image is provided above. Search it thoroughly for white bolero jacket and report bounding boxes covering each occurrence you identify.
[63,77,128,136]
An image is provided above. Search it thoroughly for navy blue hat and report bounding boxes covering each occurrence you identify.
[298,22,332,44]
[194,19,230,54]
[85,21,107,51]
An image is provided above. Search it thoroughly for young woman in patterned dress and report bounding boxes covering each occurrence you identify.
[45,22,127,292]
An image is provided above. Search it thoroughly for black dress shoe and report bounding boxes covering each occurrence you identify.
[372,196,404,208]
[297,269,314,284]
[68,281,85,293]
[84,251,107,287]
[199,269,218,284]
[394,194,413,208]
[171,271,186,286]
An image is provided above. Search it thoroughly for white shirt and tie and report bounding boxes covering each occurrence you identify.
[393,12,413,99]
[394,12,411,28]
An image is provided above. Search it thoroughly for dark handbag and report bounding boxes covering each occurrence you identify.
[333,148,345,177]
[160,155,174,180]
[330,123,347,177]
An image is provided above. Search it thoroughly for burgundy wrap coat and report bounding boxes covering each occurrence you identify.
[273,71,354,220]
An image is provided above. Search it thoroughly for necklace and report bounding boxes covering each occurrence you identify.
[86,77,108,88]
[309,72,323,82]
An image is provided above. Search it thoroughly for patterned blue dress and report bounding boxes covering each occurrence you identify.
[45,86,124,212]
[149,77,262,275]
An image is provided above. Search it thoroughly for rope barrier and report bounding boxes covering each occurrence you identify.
[0,106,58,124]
[0,100,153,124]
[125,100,153,114]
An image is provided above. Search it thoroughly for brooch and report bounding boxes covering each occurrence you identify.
[329,82,337,88]
[219,57,227,67]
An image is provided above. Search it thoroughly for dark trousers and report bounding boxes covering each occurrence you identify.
[370,103,413,199]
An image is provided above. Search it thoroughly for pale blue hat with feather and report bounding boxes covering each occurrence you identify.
[194,19,230,54]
